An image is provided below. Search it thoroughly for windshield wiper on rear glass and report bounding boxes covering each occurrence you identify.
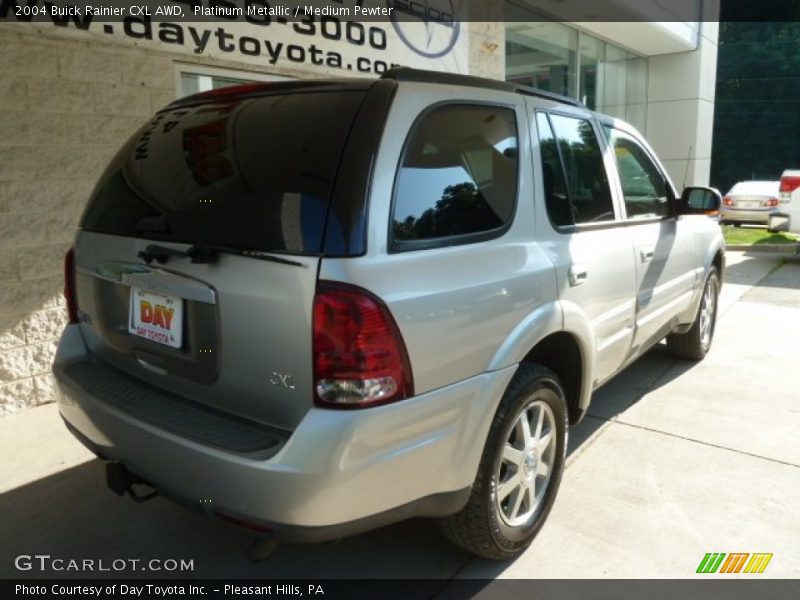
[137,243,306,267]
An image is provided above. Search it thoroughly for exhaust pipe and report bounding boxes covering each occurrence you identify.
[106,462,158,503]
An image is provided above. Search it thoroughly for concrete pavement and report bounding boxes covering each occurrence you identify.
[1,251,798,580]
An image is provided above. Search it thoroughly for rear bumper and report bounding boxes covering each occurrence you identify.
[53,325,515,540]
[720,207,776,223]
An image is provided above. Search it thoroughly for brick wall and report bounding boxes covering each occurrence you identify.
[0,29,177,415]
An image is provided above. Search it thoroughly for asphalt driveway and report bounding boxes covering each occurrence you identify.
[2,251,799,580]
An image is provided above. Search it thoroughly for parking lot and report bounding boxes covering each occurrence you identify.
[1,251,799,581]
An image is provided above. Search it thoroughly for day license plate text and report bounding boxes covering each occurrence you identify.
[128,288,184,348]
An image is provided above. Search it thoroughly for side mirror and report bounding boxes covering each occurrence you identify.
[679,186,722,216]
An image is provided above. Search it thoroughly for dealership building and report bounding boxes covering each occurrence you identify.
[0,0,719,414]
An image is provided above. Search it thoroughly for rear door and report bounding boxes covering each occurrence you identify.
[73,87,374,431]
[530,105,637,386]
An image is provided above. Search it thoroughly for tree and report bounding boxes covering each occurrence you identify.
[393,182,503,240]
[711,21,800,192]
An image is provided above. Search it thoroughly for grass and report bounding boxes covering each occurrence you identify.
[721,225,798,246]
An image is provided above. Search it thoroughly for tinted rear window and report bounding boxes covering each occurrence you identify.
[81,91,366,254]
[391,104,518,248]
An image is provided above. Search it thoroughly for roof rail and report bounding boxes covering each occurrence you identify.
[380,67,582,107]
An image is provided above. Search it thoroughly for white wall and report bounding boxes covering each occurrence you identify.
[645,22,719,188]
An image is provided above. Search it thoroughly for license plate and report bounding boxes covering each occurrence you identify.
[739,201,759,209]
[129,288,184,348]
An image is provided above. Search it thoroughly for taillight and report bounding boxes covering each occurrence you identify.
[312,282,413,409]
[722,196,733,206]
[765,198,779,207]
[779,175,800,194]
[64,247,79,324]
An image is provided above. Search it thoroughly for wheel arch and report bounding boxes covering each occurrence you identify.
[521,331,588,425]
[486,299,594,426]
[678,241,725,327]
[712,246,725,286]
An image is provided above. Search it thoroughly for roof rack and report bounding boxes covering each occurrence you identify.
[381,67,582,107]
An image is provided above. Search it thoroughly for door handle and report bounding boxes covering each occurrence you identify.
[640,248,655,263]
[568,265,588,286]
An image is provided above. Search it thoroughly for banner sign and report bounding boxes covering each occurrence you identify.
[0,0,469,76]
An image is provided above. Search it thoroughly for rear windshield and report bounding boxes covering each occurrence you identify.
[81,91,366,254]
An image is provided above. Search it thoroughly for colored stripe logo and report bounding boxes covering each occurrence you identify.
[697,553,773,574]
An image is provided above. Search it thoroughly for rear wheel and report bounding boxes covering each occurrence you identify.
[437,363,568,560]
[667,267,720,360]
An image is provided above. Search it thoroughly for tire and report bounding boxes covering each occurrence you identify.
[437,363,568,560]
[667,267,720,360]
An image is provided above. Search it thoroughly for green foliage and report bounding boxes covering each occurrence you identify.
[721,225,797,246]
[393,183,504,240]
[711,22,800,194]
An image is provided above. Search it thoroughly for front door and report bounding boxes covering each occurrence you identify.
[602,125,697,353]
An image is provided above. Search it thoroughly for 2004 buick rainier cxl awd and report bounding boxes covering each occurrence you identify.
[53,68,724,560]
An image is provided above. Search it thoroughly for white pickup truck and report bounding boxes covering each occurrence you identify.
[776,170,800,235]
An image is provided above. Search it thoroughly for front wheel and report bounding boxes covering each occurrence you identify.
[437,363,568,560]
[667,267,720,360]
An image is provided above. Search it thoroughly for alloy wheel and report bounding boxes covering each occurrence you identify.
[699,278,716,350]
[495,400,557,527]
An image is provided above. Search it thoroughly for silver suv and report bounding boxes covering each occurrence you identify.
[53,68,724,560]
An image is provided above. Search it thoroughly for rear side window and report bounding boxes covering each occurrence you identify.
[536,113,572,227]
[391,104,518,248]
[604,126,670,219]
[81,91,366,254]
[546,114,615,225]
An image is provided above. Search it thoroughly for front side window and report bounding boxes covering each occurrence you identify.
[548,114,615,224]
[604,126,670,219]
[392,104,518,247]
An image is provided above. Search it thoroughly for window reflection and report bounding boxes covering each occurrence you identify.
[604,126,670,219]
[82,92,365,254]
[547,114,615,224]
[393,105,519,243]
[505,4,648,132]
